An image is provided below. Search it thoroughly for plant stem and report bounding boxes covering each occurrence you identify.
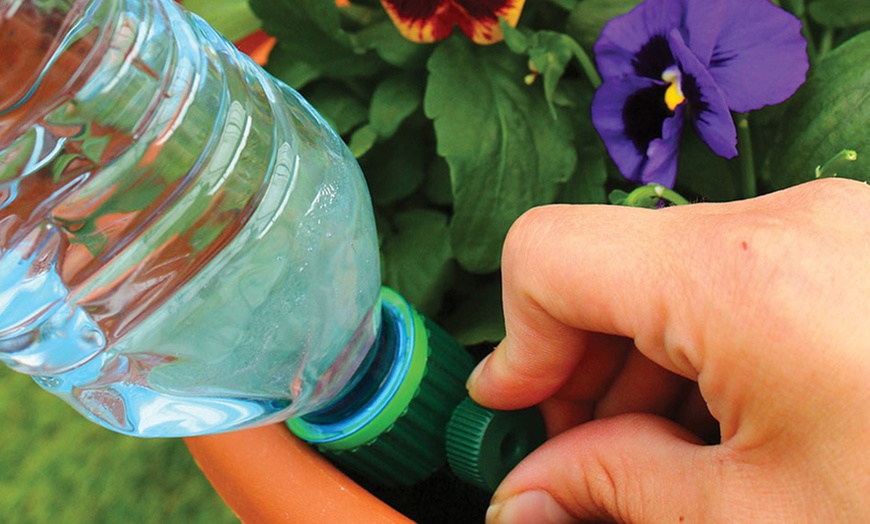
[800,15,818,64]
[623,184,690,207]
[736,113,757,199]
[569,40,602,89]
[819,27,834,57]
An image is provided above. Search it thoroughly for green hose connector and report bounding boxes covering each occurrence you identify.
[445,398,547,492]
[288,287,475,487]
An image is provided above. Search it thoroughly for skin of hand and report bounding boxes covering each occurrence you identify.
[467,178,870,523]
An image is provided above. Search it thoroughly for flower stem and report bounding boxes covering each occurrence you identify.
[568,40,602,89]
[617,184,690,208]
[819,27,834,57]
[736,113,757,199]
[798,14,818,63]
[815,149,858,178]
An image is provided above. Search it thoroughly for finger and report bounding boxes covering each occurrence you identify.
[486,414,718,523]
[471,332,632,416]
[534,334,633,435]
[594,349,691,419]
[548,333,633,403]
[469,203,708,410]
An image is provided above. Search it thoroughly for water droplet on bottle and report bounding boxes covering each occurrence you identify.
[80,328,106,349]
[35,376,61,389]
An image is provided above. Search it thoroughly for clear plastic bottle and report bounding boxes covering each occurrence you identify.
[0,0,382,436]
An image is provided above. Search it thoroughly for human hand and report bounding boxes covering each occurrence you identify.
[468,178,870,522]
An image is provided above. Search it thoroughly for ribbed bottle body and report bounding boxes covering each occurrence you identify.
[0,0,381,436]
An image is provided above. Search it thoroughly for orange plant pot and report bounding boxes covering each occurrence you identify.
[185,423,413,523]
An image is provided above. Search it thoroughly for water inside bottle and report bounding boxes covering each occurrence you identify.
[0,0,381,436]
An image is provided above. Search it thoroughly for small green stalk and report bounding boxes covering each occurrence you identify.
[567,40,602,89]
[819,27,834,58]
[615,184,690,208]
[815,149,858,178]
[736,113,757,199]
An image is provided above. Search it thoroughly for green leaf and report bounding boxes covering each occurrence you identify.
[369,73,424,139]
[558,150,607,204]
[380,209,455,316]
[264,48,320,89]
[529,34,578,117]
[303,82,369,136]
[501,23,581,117]
[608,189,630,205]
[425,37,577,273]
[767,31,870,188]
[183,0,261,41]
[675,130,740,201]
[808,0,870,28]
[442,278,505,346]
[250,0,383,79]
[348,125,378,157]
[554,80,608,204]
[360,131,427,205]
[565,0,643,49]
[354,20,432,68]
[501,21,531,53]
[425,156,454,206]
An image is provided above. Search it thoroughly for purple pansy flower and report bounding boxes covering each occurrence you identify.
[591,0,809,187]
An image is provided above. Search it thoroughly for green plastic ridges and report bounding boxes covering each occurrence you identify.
[323,315,474,487]
[446,398,547,492]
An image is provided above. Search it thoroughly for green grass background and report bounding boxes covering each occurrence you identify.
[0,368,238,523]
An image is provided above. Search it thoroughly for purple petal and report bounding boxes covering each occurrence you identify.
[591,75,684,186]
[594,0,684,79]
[641,103,685,187]
[681,0,727,64]
[669,29,737,159]
[592,76,651,181]
[704,0,808,112]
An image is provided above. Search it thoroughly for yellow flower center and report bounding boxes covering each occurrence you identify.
[662,66,686,111]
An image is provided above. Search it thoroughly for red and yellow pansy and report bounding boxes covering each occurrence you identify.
[379,0,525,45]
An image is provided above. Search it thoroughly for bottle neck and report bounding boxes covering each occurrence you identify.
[295,293,412,430]
[288,288,430,445]
[287,287,477,487]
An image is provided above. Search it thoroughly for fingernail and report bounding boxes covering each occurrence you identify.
[486,491,575,524]
[466,353,491,391]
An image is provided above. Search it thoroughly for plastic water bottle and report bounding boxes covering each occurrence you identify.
[1,0,548,491]
[0,0,383,437]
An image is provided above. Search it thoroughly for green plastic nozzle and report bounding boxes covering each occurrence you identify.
[445,397,547,492]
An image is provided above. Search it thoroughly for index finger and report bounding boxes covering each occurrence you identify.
[467,202,715,410]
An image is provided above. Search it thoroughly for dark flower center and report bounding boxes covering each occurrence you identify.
[632,35,674,79]
[385,0,440,20]
[455,0,511,20]
[679,73,709,120]
[623,84,671,153]
[385,0,510,22]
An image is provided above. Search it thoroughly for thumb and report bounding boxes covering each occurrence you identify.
[486,414,718,523]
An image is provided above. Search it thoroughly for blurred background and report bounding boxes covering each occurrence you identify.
[0,369,238,523]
